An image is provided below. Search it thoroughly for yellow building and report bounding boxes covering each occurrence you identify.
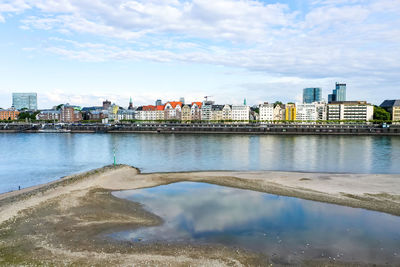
[285,104,296,121]
[393,106,400,122]
[0,109,19,120]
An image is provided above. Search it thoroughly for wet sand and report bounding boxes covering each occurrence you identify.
[1,165,399,266]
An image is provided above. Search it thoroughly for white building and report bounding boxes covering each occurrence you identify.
[232,105,250,122]
[327,101,374,121]
[201,102,213,121]
[296,103,318,121]
[259,103,274,121]
[315,102,327,121]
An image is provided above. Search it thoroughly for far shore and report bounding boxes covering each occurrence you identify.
[1,165,399,266]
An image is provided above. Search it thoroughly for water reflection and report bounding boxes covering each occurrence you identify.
[1,133,400,193]
[112,182,400,265]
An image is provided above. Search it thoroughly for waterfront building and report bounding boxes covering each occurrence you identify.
[12,93,37,110]
[380,100,400,122]
[315,102,328,121]
[201,102,213,121]
[222,104,232,121]
[231,105,250,122]
[191,102,202,121]
[296,103,318,121]
[117,109,135,120]
[36,109,60,121]
[102,100,111,110]
[60,104,82,122]
[285,104,296,121]
[303,88,322,104]
[155,105,165,120]
[328,83,346,103]
[259,103,274,121]
[181,104,192,121]
[87,110,107,120]
[273,104,285,121]
[164,101,182,120]
[211,105,225,121]
[327,101,373,121]
[0,108,19,120]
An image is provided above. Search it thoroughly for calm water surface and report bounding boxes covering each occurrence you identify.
[1,133,400,193]
[112,182,400,265]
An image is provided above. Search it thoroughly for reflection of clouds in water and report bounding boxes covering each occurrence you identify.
[114,182,400,264]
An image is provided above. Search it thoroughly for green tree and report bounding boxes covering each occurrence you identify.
[274,101,283,107]
[373,106,390,121]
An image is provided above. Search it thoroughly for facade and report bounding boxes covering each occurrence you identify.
[303,88,322,104]
[60,105,82,122]
[0,108,19,120]
[181,104,192,121]
[259,103,274,121]
[155,99,162,106]
[327,101,373,121]
[296,103,318,121]
[315,102,328,121]
[201,102,213,121]
[211,105,224,121]
[191,102,202,121]
[222,104,232,120]
[118,109,135,120]
[285,104,296,121]
[36,110,60,121]
[231,105,250,121]
[164,101,182,120]
[102,100,111,110]
[273,105,285,121]
[380,100,400,121]
[328,83,346,103]
[12,93,37,110]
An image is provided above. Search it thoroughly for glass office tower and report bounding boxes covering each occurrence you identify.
[303,88,322,103]
[12,93,38,110]
[328,83,346,103]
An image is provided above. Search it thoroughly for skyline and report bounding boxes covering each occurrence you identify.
[1,0,400,109]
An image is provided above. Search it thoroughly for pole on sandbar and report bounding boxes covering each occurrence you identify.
[113,148,116,167]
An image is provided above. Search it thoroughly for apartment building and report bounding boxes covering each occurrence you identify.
[0,108,19,120]
[327,101,373,121]
[259,103,274,121]
[231,105,250,121]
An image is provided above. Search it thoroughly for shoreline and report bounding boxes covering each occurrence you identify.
[1,165,400,265]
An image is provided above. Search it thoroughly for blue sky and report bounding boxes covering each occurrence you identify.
[0,0,399,109]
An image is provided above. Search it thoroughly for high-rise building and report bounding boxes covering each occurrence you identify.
[179,97,185,105]
[155,99,162,106]
[12,93,37,110]
[303,88,322,104]
[328,83,346,103]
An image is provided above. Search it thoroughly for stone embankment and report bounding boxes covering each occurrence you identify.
[1,122,400,135]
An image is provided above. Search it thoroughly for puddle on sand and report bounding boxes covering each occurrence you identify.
[112,182,400,265]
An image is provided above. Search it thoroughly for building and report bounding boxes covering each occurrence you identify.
[164,101,182,120]
[155,99,162,106]
[191,102,202,121]
[328,83,346,103]
[222,104,232,121]
[273,104,285,121]
[36,109,60,121]
[231,105,250,122]
[181,104,192,121]
[315,102,328,121]
[0,108,19,120]
[285,104,296,121]
[103,100,111,110]
[303,88,322,104]
[380,100,400,122]
[296,103,318,121]
[60,104,82,122]
[12,93,37,110]
[211,105,225,121]
[259,103,274,121]
[201,101,214,121]
[327,101,373,121]
[179,97,185,105]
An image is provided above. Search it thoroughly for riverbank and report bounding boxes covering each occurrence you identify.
[1,165,399,266]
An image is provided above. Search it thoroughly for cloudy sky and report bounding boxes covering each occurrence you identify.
[0,0,399,109]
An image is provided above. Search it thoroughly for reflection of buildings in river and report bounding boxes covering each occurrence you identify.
[228,135,250,169]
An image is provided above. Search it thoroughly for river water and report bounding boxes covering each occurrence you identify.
[1,133,400,193]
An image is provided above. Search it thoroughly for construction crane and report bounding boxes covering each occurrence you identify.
[204,96,212,102]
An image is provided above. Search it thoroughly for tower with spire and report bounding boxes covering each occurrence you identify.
[244,98,247,106]
[128,97,134,110]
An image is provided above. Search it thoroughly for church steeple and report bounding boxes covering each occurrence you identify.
[128,97,134,110]
[244,98,247,106]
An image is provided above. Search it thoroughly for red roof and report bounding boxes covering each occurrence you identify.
[156,105,165,110]
[192,102,203,108]
[142,105,156,111]
[166,101,182,109]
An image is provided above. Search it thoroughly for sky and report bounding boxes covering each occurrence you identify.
[0,0,399,109]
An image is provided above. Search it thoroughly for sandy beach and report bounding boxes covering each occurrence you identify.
[1,165,399,266]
